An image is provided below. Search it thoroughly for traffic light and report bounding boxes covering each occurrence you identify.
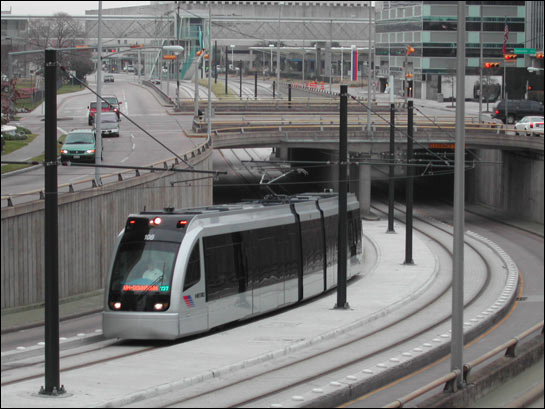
[528,85,533,91]
[405,73,414,79]
[484,62,500,68]
[407,45,415,55]
[537,52,544,59]
[504,54,518,61]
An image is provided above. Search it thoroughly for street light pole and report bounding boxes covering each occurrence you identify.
[277,2,284,98]
[163,45,185,110]
[269,44,274,77]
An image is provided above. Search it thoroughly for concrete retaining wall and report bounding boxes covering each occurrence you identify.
[1,150,213,310]
[468,149,544,224]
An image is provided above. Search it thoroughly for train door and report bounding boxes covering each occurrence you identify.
[179,240,208,336]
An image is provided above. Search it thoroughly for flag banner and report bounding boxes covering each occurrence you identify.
[351,47,358,81]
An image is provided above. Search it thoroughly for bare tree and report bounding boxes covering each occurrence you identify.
[27,12,93,80]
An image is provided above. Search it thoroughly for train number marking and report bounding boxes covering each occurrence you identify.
[144,234,155,241]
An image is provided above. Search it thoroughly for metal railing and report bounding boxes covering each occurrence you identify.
[1,136,212,208]
[383,321,544,408]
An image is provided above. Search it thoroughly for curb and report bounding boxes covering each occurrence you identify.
[271,230,520,408]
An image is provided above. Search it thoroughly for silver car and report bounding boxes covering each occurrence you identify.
[94,112,120,137]
[514,116,544,136]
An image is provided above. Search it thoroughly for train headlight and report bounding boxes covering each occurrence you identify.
[110,301,122,310]
[149,217,162,226]
[154,303,168,311]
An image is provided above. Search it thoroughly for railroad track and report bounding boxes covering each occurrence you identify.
[0,201,517,408]
[119,201,513,408]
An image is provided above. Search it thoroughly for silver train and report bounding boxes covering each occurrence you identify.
[103,193,363,340]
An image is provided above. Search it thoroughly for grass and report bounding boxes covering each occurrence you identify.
[1,133,66,175]
[199,79,238,100]
[14,82,86,113]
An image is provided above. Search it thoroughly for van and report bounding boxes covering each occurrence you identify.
[493,99,544,124]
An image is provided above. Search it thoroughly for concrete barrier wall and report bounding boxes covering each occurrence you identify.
[1,150,213,310]
[468,149,544,224]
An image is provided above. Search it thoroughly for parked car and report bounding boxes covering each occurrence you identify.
[104,74,114,83]
[126,66,135,73]
[493,99,544,124]
[94,112,120,137]
[59,129,100,163]
[514,116,544,136]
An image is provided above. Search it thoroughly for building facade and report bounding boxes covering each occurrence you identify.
[375,1,531,101]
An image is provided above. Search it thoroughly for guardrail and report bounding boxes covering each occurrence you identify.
[191,115,503,133]
[383,321,544,408]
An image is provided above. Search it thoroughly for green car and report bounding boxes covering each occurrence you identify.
[60,129,101,163]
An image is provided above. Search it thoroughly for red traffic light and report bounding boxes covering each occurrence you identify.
[504,54,518,61]
[406,45,415,55]
[537,52,544,59]
[528,85,533,91]
[484,62,500,68]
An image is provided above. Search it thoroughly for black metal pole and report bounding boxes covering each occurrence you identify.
[388,102,396,233]
[254,71,258,99]
[225,46,228,95]
[288,83,292,109]
[40,48,64,396]
[336,84,349,309]
[239,61,242,99]
[273,80,276,99]
[214,40,218,84]
[405,100,414,264]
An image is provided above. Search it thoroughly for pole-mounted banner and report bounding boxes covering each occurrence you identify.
[351,46,358,82]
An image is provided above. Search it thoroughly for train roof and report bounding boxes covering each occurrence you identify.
[139,193,345,217]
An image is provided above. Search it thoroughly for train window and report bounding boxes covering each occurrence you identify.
[204,233,246,301]
[301,219,324,276]
[183,244,201,291]
[324,215,339,266]
[108,241,178,311]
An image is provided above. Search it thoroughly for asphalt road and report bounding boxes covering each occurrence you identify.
[1,73,198,201]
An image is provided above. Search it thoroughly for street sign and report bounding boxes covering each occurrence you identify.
[514,48,536,54]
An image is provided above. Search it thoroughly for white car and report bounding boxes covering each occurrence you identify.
[514,116,544,136]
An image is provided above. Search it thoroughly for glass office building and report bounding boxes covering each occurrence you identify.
[375,1,527,100]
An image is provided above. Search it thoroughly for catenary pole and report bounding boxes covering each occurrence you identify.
[335,84,349,309]
[387,74,396,233]
[40,48,64,397]
[404,99,414,265]
[451,0,466,391]
[95,1,103,185]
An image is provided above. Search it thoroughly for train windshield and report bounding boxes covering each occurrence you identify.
[108,241,179,311]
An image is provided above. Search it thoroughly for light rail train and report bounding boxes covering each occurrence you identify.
[103,193,363,340]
